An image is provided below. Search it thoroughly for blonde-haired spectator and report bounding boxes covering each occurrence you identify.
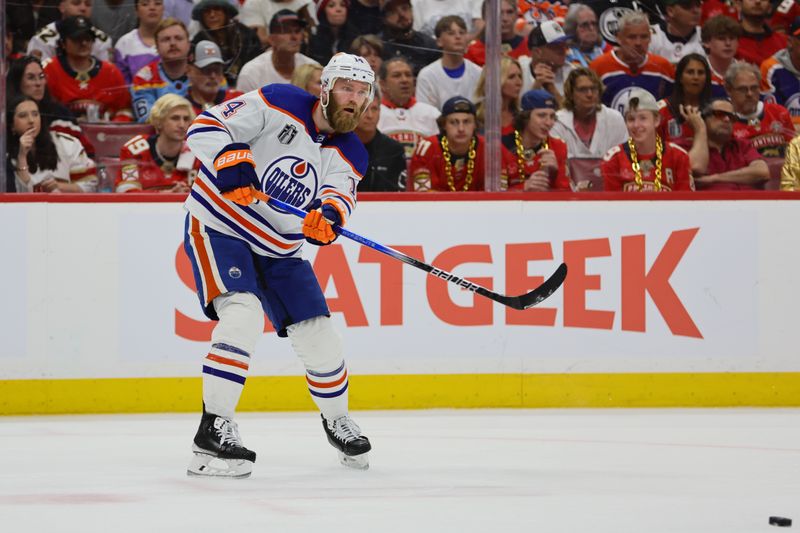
[350,34,384,78]
[291,63,324,97]
[117,94,199,193]
[475,56,523,137]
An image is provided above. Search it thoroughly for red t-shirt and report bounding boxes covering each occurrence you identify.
[465,35,529,66]
[701,138,763,190]
[701,0,738,24]
[601,140,694,192]
[737,27,787,67]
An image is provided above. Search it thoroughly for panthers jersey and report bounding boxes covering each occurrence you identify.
[733,102,794,158]
[601,141,694,192]
[116,134,199,192]
[184,84,367,258]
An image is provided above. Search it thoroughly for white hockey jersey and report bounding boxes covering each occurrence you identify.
[648,25,706,64]
[185,84,367,258]
[27,22,114,63]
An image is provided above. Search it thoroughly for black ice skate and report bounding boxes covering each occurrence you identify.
[187,412,256,478]
[321,414,371,470]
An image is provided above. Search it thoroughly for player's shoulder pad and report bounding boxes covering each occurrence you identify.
[603,144,622,161]
[325,132,369,177]
[259,83,316,121]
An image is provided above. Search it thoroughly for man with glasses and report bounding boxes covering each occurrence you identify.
[186,40,242,115]
[725,62,794,157]
[650,0,706,64]
[693,97,769,190]
[564,4,608,68]
[761,16,800,131]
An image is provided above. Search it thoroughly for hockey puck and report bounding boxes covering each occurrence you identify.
[769,516,792,527]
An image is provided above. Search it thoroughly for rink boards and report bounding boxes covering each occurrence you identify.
[1,192,800,414]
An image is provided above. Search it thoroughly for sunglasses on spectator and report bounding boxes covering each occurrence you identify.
[704,109,736,121]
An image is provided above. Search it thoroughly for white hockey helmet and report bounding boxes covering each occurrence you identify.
[320,53,376,118]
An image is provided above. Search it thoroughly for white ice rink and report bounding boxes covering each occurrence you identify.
[1,408,799,533]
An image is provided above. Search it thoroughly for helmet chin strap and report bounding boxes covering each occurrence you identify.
[320,78,334,122]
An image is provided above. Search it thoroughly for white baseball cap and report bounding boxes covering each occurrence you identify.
[623,88,659,115]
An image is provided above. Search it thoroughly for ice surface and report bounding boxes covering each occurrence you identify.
[1,409,798,532]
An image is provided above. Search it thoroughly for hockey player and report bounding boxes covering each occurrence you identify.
[183,53,374,478]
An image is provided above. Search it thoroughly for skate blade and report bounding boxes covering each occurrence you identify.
[338,451,369,470]
[187,452,253,478]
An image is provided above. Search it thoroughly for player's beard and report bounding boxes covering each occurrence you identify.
[327,97,363,133]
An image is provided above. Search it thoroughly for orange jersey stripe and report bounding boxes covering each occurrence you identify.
[306,369,348,389]
[193,117,226,129]
[206,353,249,371]
[189,216,222,304]
[195,178,297,250]
[258,90,310,135]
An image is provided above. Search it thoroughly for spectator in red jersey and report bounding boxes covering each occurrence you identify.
[601,88,695,192]
[657,53,712,174]
[735,0,787,66]
[43,16,134,122]
[769,0,800,32]
[409,96,516,191]
[186,40,243,116]
[701,15,742,96]
[291,64,324,97]
[725,61,794,156]
[503,89,571,191]
[477,56,524,140]
[116,94,198,193]
[465,0,529,66]
[6,95,98,193]
[693,97,769,190]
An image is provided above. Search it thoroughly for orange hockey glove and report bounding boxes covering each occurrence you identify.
[302,204,340,245]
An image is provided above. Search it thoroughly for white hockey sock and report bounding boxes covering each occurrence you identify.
[306,361,349,420]
[202,292,263,419]
[202,342,251,419]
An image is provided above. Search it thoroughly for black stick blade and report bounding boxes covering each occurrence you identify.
[502,262,568,310]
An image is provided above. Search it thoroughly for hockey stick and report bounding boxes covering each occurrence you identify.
[252,190,567,310]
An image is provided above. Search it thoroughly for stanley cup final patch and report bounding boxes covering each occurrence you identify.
[278,124,298,145]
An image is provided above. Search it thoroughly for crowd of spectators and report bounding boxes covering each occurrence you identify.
[5,0,800,193]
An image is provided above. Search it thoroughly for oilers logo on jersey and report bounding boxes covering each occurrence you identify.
[262,156,317,208]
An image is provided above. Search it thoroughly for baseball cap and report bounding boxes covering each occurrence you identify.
[528,20,569,48]
[520,89,557,111]
[789,16,800,37]
[441,96,476,117]
[269,9,307,33]
[192,40,224,68]
[623,88,659,115]
[57,16,97,41]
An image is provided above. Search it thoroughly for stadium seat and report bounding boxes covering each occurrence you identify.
[82,123,155,158]
[568,158,604,191]
[763,157,784,191]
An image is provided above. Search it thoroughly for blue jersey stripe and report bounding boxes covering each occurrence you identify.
[307,361,346,378]
[203,365,246,385]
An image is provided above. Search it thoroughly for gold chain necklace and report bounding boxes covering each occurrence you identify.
[441,135,477,191]
[514,129,549,182]
[628,135,663,191]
